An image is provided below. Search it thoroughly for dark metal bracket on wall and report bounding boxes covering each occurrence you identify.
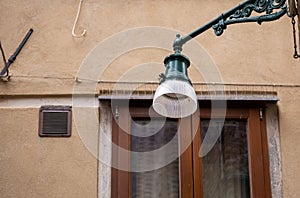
[173,0,288,53]
[0,28,33,81]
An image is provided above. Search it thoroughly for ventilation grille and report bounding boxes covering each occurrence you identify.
[39,106,72,137]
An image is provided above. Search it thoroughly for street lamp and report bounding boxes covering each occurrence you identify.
[153,50,197,118]
[153,0,294,118]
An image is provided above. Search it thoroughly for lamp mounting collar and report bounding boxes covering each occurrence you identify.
[173,34,183,54]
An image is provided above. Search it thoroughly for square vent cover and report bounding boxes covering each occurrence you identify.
[39,106,72,137]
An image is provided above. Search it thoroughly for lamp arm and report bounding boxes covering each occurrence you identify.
[173,0,287,53]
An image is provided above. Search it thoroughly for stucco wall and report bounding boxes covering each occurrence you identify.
[0,0,299,95]
[277,87,300,198]
[0,108,97,198]
[0,0,299,197]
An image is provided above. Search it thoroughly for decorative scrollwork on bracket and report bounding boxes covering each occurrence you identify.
[231,0,286,18]
[212,18,226,36]
[173,0,288,50]
[230,5,253,19]
[212,0,287,36]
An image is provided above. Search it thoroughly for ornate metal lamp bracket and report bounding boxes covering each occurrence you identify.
[173,0,287,52]
[213,0,287,36]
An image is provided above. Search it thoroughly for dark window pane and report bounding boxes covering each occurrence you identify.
[201,119,250,198]
[132,118,179,198]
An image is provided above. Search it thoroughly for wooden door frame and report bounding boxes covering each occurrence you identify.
[111,104,271,198]
[111,105,193,198]
[192,107,271,198]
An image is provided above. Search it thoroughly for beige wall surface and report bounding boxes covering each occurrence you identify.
[0,108,97,198]
[0,0,299,95]
[277,87,300,198]
[0,0,299,197]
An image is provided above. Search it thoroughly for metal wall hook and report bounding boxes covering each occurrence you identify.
[72,0,87,38]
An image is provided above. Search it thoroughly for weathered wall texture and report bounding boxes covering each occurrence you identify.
[0,0,299,197]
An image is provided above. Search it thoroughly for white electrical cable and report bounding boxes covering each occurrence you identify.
[72,0,87,38]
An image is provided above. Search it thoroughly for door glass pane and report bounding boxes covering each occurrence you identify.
[131,118,179,198]
[201,119,250,198]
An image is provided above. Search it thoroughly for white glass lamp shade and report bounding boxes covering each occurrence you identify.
[153,79,198,118]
